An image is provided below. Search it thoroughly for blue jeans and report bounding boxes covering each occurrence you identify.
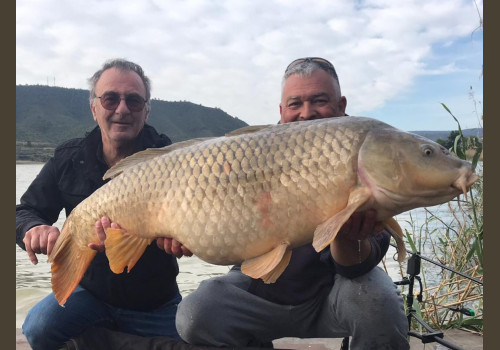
[23,285,182,350]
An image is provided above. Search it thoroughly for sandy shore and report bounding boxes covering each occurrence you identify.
[16,328,483,349]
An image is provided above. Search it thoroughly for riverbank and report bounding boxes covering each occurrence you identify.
[16,328,483,349]
[16,160,45,164]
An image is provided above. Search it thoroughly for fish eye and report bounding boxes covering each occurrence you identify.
[421,145,434,156]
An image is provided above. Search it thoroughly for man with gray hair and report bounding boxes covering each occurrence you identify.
[175,57,410,349]
[16,58,189,350]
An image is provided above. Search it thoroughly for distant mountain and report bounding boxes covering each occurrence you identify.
[410,129,483,142]
[16,85,248,146]
[16,85,483,162]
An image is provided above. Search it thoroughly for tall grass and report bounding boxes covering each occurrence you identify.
[393,3,484,334]
[395,105,483,334]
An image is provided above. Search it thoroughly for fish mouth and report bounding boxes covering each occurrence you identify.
[372,169,479,213]
[451,172,480,199]
[452,172,480,195]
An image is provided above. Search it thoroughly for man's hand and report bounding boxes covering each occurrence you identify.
[23,225,60,265]
[91,216,193,258]
[330,209,384,266]
[337,209,383,242]
[89,216,121,252]
[157,237,193,259]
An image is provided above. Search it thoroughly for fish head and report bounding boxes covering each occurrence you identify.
[357,126,479,216]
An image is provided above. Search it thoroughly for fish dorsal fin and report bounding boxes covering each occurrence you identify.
[103,137,213,180]
[104,227,153,274]
[312,187,372,252]
[225,125,272,137]
[383,217,407,263]
[241,242,292,283]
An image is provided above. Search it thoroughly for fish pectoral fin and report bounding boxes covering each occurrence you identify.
[312,187,372,252]
[383,217,407,263]
[260,249,292,284]
[104,228,153,274]
[241,242,292,283]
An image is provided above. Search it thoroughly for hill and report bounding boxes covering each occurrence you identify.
[16,85,483,161]
[16,85,248,161]
[410,129,483,142]
[16,85,248,144]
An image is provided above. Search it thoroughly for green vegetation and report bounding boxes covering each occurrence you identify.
[17,85,483,163]
[436,130,462,150]
[395,7,483,334]
[395,105,483,335]
[16,85,248,161]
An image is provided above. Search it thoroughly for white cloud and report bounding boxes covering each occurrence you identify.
[16,0,483,130]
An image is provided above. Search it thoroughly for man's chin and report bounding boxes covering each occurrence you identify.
[109,130,140,143]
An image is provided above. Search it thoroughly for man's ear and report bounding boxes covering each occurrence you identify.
[339,96,347,115]
[90,102,98,122]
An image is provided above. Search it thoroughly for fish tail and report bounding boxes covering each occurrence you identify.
[48,220,97,306]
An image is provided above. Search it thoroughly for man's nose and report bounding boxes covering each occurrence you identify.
[299,102,316,120]
[114,98,130,113]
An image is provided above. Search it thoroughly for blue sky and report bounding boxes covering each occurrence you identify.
[369,34,483,130]
[16,0,483,131]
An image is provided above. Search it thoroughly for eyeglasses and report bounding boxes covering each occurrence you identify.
[285,57,338,79]
[97,92,147,112]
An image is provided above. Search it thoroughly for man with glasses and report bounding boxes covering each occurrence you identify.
[16,59,190,350]
[175,58,410,349]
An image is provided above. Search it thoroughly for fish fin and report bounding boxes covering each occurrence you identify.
[104,138,214,180]
[49,221,98,306]
[260,250,292,283]
[312,187,372,252]
[383,217,407,263]
[104,228,153,274]
[225,125,273,136]
[241,242,291,283]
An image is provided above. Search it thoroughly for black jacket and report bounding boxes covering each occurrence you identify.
[16,124,180,311]
[246,233,390,305]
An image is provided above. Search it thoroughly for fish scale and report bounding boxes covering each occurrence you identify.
[48,117,478,306]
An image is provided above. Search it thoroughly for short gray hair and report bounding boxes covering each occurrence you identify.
[88,58,152,111]
[281,59,341,98]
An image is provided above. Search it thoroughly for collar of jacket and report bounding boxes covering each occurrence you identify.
[71,124,172,187]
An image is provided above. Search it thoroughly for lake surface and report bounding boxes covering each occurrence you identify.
[16,162,460,328]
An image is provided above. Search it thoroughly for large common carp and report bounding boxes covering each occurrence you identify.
[49,116,478,306]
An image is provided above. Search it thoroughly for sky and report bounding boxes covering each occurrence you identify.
[16,0,483,132]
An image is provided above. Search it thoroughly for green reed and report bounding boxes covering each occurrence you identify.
[396,105,483,333]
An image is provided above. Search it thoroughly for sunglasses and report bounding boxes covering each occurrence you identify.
[97,92,147,112]
[285,57,337,78]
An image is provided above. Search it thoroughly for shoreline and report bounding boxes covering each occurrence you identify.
[16,161,45,164]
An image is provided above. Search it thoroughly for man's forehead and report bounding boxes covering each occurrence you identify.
[285,92,330,102]
[96,68,145,93]
[282,71,337,96]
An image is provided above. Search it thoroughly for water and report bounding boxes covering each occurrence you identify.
[16,163,463,328]
[16,163,232,327]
